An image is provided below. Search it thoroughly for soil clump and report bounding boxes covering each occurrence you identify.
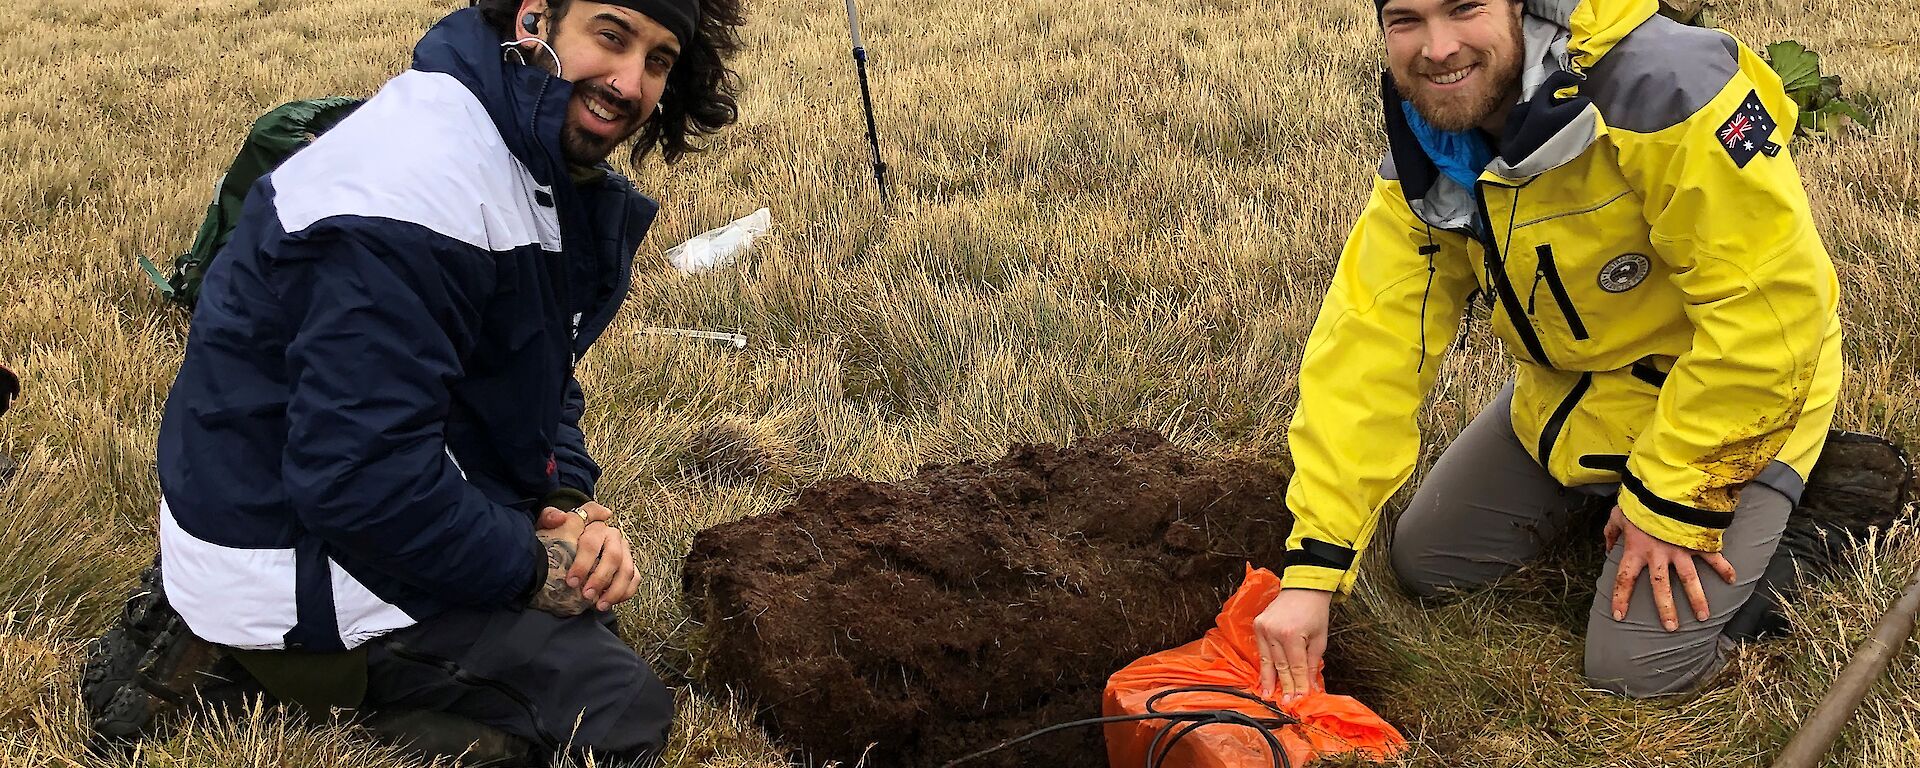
[681,429,1292,767]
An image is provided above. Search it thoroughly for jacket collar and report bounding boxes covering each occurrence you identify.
[1385,0,1658,227]
[410,8,574,191]
[408,9,659,354]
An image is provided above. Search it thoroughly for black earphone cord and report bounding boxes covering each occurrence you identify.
[935,686,1298,768]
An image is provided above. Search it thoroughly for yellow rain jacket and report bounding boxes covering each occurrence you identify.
[1281,0,1843,592]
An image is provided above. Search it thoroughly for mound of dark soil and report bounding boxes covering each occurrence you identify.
[681,429,1292,767]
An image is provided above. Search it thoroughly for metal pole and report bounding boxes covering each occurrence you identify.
[844,0,888,203]
[636,327,749,349]
[1770,560,1920,768]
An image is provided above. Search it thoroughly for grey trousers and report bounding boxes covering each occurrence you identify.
[1390,386,1792,698]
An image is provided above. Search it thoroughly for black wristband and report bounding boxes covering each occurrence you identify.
[541,486,592,511]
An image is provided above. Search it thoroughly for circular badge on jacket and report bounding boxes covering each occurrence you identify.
[1599,253,1652,293]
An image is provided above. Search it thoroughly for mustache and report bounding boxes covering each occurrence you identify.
[576,82,641,119]
[1413,57,1480,75]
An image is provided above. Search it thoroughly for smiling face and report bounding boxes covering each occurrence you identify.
[1382,0,1526,133]
[518,0,682,166]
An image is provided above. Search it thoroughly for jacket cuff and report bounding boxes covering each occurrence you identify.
[1280,565,1345,592]
[555,463,600,499]
[541,487,592,511]
[1280,538,1358,592]
[1618,474,1728,552]
[513,534,549,608]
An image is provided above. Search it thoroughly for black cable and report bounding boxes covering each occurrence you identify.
[934,686,1298,768]
[1151,709,1291,768]
[934,711,1206,768]
[1148,720,1210,767]
[1144,687,1293,768]
[1145,685,1293,724]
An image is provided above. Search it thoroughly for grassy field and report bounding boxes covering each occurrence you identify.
[3,0,1919,764]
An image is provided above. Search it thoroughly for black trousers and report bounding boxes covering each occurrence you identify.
[363,607,675,763]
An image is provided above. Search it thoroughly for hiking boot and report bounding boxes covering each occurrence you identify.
[82,561,260,755]
[1724,431,1913,642]
[1794,431,1914,542]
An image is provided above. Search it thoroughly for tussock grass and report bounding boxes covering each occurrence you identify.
[3,0,1918,764]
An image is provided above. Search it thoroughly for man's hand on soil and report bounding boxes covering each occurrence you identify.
[538,502,639,612]
[1252,587,1332,704]
[1603,506,1736,631]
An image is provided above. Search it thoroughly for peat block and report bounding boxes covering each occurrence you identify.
[681,429,1292,767]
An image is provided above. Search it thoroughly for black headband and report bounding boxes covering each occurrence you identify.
[603,0,700,49]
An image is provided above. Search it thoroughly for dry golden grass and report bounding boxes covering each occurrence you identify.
[2,0,1918,764]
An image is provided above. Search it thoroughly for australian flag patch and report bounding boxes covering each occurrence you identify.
[1717,91,1782,168]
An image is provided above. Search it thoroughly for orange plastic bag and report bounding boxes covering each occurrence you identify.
[1103,566,1406,767]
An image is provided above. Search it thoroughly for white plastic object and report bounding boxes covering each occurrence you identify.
[665,208,771,273]
[638,327,748,349]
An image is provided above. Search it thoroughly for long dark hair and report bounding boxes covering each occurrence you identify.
[474,0,743,165]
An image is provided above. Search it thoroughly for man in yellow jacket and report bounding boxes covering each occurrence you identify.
[1254,0,1843,699]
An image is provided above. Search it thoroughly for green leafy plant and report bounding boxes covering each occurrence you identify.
[1763,40,1874,137]
[1657,3,1873,138]
[1656,0,1718,28]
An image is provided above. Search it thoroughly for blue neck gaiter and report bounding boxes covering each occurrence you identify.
[1400,101,1495,191]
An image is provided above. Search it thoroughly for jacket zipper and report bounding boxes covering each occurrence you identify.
[1538,371,1593,469]
[571,190,633,359]
[1471,182,1552,366]
[1535,244,1589,340]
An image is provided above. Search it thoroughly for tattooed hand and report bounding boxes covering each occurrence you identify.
[538,503,641,613]
[532,521,595,617]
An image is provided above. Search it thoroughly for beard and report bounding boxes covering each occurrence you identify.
[560,81,645,166]
[1392,9,1525,132]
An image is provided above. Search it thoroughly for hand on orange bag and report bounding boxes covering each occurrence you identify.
[1104,567,1407,766]
[1252,588,1332,703]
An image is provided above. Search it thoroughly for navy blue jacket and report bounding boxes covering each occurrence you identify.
[156,8,656,651]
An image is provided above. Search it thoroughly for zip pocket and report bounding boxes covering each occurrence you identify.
[1474,182,1552,366]
[1538,372,1593,469]
[1535,244,1589,341]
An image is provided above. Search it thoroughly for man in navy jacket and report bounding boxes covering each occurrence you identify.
[84,0,742,762]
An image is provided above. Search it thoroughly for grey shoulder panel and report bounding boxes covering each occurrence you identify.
[1378,151,1400,181]
[1584,15,1740,133]
[1524,0,1580,28]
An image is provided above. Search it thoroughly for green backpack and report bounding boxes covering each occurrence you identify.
[139,97,365,307]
